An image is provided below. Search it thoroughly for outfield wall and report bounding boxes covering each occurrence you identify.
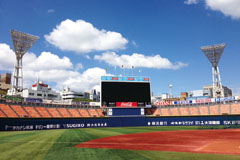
[1,115,240,131]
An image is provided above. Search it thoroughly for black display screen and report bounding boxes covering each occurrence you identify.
[101,81,151,107]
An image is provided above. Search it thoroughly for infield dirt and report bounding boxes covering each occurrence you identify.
[76,129,240,155]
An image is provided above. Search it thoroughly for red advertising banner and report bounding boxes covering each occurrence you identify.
[112,77,118,80]
[128,77,134,80]
[116,102,138,107]
[154,101,173,106]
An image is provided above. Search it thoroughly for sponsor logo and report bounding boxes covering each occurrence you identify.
[116,102,137,107]
[112,77,118,80]
[128,77,134,80]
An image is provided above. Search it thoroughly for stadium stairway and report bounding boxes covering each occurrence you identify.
[88,109,99,117]
[97,109,104,117]
[36,107,52,118]
[0,109,7,117]
[57,108,71,117]
[11,105,29,118]
[0,104,18,117]
[78,109,90,117]
[68,108,81,117]
[47,108,62,118]
[24,106,41,118]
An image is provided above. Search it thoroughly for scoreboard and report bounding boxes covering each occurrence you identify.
[101,76,151,107]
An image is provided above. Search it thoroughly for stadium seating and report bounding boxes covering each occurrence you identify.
[209,105,219,115]
[11,105,29,117]
[78,109,90,117]
[152,108,160,116]
[0,110,6,117]
[189,107,199,116]
[231,104,240,114]
[160,108,170,116]
[88,109,99,117]
[24,106,41,118]
[199,106,209,115]
[57,108,71,117]
[35,107,51,117]
[220,105,230,115]
[47,108,62,117]
[169,108,180,116]
[0,104,18,117]
[179,107,189,116]
[96,109,104,117]
[68,108,81,117]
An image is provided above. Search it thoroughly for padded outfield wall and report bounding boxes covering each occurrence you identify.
[1,115,240,131]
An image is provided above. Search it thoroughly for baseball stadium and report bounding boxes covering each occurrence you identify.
[1,29,240,160]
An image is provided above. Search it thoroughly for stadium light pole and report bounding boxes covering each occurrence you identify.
[10,30,39,95]
[201,43,226,98]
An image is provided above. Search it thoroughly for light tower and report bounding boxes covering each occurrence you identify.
[200,43,226,98]
[169,84,173,98]
[10,30,39,95]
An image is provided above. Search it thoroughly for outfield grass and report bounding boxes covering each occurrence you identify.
[0,126,240,160]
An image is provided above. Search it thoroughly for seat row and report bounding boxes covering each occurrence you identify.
[148,103,240,116]
[0,104,104,118]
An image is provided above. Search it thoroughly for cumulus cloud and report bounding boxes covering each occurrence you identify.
[94,52,187,70]
[24,51,73,71]
[0,43,15,71]
[0,43,106,92]
[184,0,199,5]
[45,19,128,53]
[205,0,240,19]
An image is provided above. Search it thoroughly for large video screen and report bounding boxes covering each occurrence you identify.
[101,81,151,107]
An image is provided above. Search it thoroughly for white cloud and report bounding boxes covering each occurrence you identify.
[47,9,55,13]
[24,51,73,71]
[205,0,240,19]
[0,43,15,71]
[45,19,128,53]
[75,63,83,71]
[184,0,199,5]
[94,52,187,70]
[58,67,107,91]
[0,43,106,92]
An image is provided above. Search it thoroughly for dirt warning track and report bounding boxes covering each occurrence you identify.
[75,129,240,155]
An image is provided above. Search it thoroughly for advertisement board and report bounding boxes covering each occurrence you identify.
[116,102,138,107]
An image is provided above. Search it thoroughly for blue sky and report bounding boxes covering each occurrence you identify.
[0,0,240,96]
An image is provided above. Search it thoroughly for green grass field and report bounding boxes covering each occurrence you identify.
[1,126,240,160]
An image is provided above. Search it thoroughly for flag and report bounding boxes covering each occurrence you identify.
[121,65,124,68]
[105,67,108,71]
[132,66,134,69]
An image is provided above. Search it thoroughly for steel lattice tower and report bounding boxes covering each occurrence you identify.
[201,43,226,98]
[10,30,39,94]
